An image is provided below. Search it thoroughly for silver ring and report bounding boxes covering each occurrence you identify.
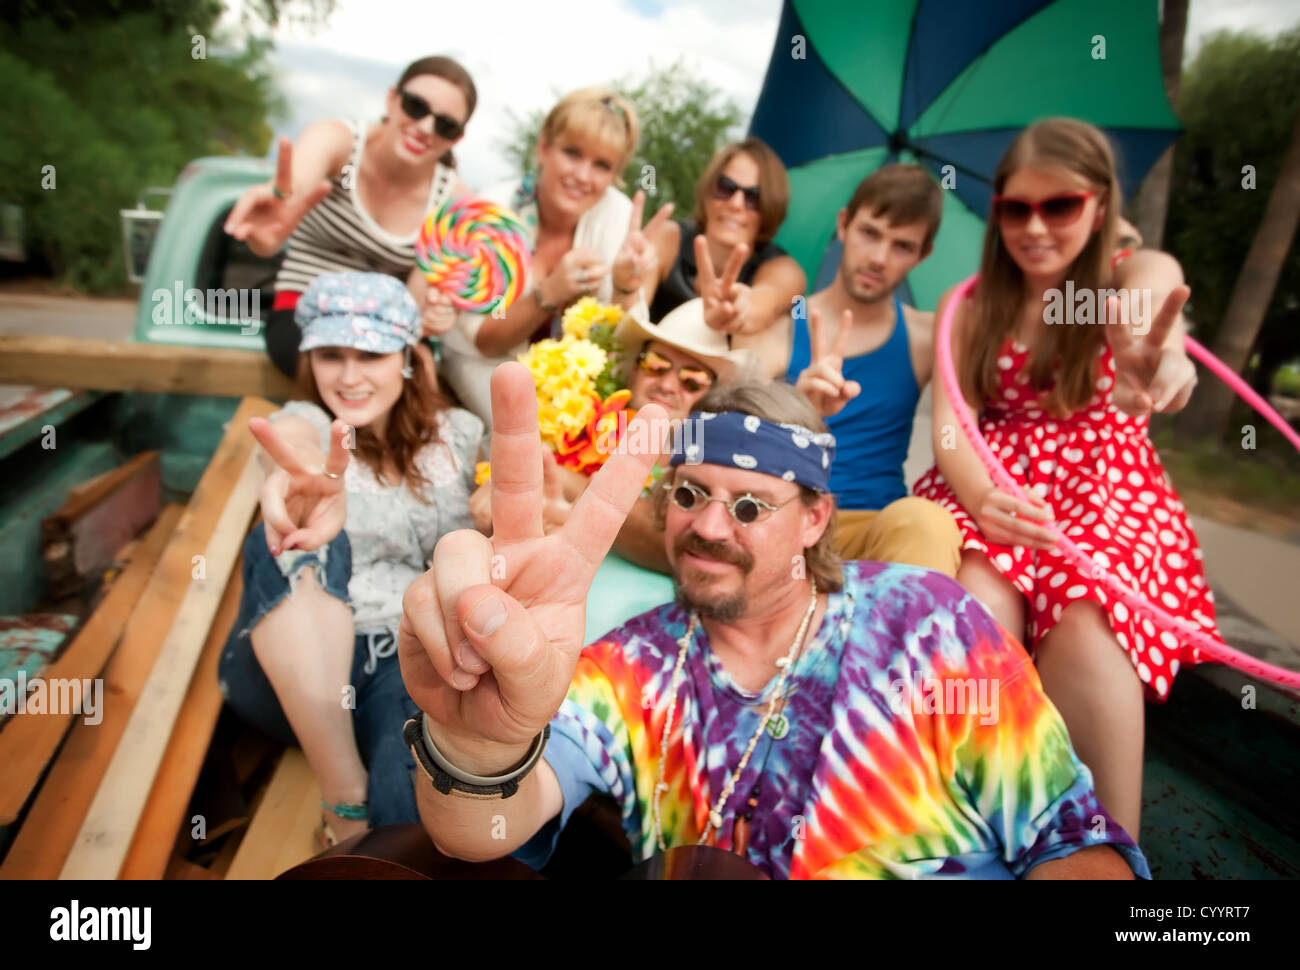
[322,469,343,480]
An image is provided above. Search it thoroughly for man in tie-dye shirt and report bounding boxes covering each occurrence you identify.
[398,367,1148,879]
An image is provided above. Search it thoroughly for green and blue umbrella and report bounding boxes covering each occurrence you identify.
[749,0,1181,309]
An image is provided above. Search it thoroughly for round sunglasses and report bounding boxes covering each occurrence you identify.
[712,174,761,212]
[397,89,465,140]
[666,479,795,526]
[991,191,1095,228]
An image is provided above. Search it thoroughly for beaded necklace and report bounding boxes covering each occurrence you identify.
[650,578,819,853]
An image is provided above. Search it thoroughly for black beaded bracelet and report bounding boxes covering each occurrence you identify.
[404,715,549,799]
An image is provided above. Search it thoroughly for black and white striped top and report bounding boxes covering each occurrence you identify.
[273,119,456,294]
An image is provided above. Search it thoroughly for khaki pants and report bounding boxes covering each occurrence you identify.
[834,497,962,578]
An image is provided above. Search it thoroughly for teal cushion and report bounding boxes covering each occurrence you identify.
[584,553,674,643]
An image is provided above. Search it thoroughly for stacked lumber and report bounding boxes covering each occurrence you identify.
[0,395,305,880]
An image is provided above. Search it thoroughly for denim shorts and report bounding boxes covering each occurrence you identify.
[218,522,421,826]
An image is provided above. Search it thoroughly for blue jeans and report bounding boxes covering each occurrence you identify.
[217,523,420,826]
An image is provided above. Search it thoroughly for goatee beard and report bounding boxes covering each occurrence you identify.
[674,583,747,622]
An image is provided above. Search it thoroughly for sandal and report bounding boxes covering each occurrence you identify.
[316,800,368,852]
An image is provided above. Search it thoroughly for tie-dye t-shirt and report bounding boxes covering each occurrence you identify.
[514,562,1149,879]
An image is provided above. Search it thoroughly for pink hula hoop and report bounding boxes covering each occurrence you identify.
[936,273,1300,689]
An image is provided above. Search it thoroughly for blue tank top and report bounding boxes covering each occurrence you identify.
[785,296,919,511]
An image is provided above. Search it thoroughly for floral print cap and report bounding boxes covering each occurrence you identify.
[295,271,420,354]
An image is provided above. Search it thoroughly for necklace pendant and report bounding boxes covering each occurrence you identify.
[709,810,724,830]
[766,713,789,740]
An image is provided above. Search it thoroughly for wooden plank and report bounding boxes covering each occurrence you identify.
[118,560,244,880]
[61,449,261,879]
[0,397,275,878]
[224,748,321,881]
[0,504,183,827]
[42,452,161,600]
[0,335,294,399]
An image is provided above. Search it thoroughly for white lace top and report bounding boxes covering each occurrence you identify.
[272,400,484,633]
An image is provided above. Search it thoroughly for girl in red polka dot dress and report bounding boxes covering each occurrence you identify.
[913,118,1224,839]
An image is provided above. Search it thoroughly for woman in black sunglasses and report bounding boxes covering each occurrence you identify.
[226,55,477,381]
[627,138,806,379]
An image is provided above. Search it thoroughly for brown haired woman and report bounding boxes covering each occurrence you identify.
[913,118,1220,840]
[438,86,647,420]
[218,272,484,847]
[623,137,807,378]
[224,55,477,380]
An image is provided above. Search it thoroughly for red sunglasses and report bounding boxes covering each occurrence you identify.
[991,191,1095,227]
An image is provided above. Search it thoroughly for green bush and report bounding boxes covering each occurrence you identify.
[1274,365,1300,399]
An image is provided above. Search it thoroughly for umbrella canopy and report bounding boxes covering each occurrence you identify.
[749,0,1181,310]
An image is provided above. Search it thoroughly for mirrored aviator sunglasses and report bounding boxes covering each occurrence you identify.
[637,348,713,394]
[991,191,1094,228]
[398,90,464,140]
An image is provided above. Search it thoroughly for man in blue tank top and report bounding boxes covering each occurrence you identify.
[782,165,960,575]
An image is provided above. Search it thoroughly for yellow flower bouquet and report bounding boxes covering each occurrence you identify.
[481,298,639,481]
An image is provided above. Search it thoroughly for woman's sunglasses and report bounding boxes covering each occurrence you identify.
[712,174,761,212]
[991,191,1095,228]
[398,90,465,140]
[667,480,794,526]
[637,347,714,394]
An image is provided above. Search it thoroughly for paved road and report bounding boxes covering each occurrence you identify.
[0,293,135,340]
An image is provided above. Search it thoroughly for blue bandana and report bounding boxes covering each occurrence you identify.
[668,411,836,493]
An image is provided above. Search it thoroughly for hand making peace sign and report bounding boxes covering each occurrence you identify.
[1105,284,1197,417]
[795,304,862,418]
[249,415,351,554]
[612,190,674,297]
[224,136,334,258]
[398,363,668,753]
[695,234,753,334]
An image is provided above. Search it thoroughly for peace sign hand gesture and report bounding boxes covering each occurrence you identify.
[224,136,333,258]
[249,415,351,554]
[398,363,667,769]
[1105,284,1197,417]
[612,190,674,296]
[695,235,753,334]
[795,305,861,418]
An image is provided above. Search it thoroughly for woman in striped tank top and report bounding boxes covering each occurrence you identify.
[225,56,476,379]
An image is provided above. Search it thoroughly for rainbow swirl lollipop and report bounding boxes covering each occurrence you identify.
[415,196,532,313]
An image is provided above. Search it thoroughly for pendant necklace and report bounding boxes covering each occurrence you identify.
[650,578,819,853]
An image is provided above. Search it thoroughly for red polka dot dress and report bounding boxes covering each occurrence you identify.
[913,337,1224,701]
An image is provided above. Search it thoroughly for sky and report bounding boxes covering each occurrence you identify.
[224,0,1300,189]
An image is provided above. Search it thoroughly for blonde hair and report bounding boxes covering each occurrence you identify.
[963,118,1120,416]
[538,87,640,184]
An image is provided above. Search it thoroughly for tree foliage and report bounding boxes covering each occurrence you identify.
[0,2,331,292]
[1164,27,1300,393]
[500,60,745,218]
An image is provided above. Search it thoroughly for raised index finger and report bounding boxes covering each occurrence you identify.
[560,404,668,571]
[249,416,310,475]
[1144,285,1189,350]
[628,190,645,232]
[488,362,545,544]
[807,304,825,360]
[694,235,718,291]
[273,136,293,197]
